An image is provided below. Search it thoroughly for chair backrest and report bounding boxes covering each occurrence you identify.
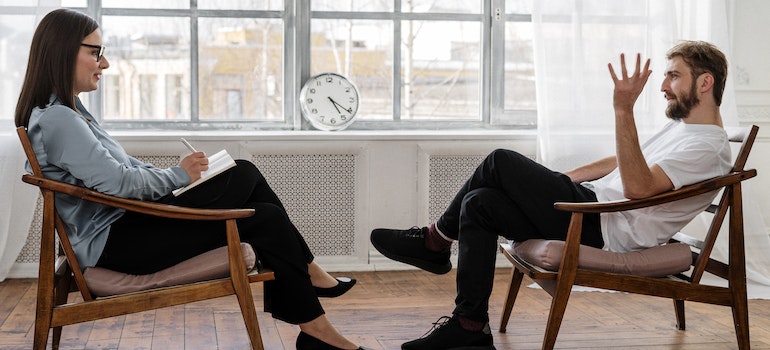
[17,126,93,300]
[17,126,43,176]
[727,125,758,172]
[675,124,759,284]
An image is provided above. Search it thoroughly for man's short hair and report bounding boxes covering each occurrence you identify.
[666,41,728,106]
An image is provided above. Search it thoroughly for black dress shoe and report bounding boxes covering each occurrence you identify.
[296,331,372,350]
[401,316,495,350]
[314,277,356,298]
[370,227,452,274]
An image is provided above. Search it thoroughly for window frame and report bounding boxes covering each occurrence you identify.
[2,0,537,131]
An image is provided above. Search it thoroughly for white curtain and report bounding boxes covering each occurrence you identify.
[0,1,61,281]
[533,0,770,296]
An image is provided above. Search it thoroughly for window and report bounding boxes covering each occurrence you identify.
[0,0,536,130]
[0,11,36,120]
[104,75,121,118]
[139,75,158,118]
[226,89,244,119]
[165,74,185,119]
[500,0,536,124]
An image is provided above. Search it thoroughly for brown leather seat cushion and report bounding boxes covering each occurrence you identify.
[511,239,692,277]
[84,243,257,297]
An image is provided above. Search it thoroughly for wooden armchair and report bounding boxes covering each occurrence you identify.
[498,125,759,349]
[16,127,275,350]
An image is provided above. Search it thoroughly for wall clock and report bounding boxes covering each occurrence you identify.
[299,72,360,131]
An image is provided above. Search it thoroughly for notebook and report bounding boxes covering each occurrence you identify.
[172,149,236,196]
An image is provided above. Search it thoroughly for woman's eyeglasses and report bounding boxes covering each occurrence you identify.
[80,43,105,62]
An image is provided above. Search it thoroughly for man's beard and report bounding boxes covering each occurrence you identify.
[665,81,700,121]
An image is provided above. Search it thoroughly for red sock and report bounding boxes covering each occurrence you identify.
[457,315,485,332]
[424,222,452,252]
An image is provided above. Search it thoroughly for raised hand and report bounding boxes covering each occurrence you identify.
[608,53,652,114]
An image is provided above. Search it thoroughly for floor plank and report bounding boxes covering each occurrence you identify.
[2,269,770,349]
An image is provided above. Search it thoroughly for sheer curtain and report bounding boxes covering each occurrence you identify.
[0,1,61,281]
[533,0,770,296]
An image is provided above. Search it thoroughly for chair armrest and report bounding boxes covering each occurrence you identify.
[554,170,756,214]
[22,174,254,221]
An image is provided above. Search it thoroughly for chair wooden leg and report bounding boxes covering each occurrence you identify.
[729,237,750,349]
[499,267,524,333]
[730,244,750,350]
[728,185,750,350]
[539,212,583,350]
[673,299,685,330]
[226,220,265,350]
[51,328,62,350]
[33,294,53,350]
[233,283,264,350]
[732,294,750,350]
[35,196,57,350]
[542,281,573,350]
[51,270,73,349]
[33,269,56,350]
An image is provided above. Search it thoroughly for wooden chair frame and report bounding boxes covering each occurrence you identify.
[16,127,275,350]
[498,125,759,350]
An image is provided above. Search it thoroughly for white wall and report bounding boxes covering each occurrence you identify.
[733,0,770,229]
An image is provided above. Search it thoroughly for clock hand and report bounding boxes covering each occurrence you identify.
[329,97,353,114]
[327,97,342,113]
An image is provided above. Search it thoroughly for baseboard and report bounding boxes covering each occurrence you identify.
[6,263,38,279]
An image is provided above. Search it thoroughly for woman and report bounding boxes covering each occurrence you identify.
[15,8,366,350]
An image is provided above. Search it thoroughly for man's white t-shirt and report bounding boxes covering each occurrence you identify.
[585,120,732,253]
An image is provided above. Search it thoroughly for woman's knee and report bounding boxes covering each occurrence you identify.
[234,159,264,182]
[238,202,296,239]
[245,202,287,224]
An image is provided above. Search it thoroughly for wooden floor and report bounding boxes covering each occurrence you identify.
[2,268,770,349]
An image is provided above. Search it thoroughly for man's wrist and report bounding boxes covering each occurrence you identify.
[614,109,635,119]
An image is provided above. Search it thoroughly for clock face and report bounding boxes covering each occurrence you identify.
[299,73,360,131]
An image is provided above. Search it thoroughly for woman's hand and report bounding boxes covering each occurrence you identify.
[179,151,208,183]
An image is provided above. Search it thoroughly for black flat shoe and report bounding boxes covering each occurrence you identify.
[314,277,356,298]
[296,331,372,350]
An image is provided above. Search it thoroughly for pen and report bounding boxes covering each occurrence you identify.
[180,138,197,153]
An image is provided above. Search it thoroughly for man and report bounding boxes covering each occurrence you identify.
[370,41,732,350]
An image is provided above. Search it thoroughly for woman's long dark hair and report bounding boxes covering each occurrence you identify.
[15,8,100,127]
